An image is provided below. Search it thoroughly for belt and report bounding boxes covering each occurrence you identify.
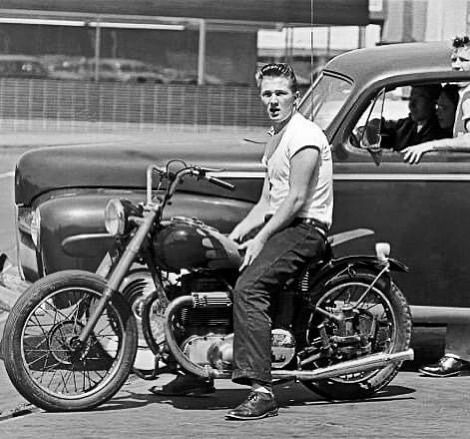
[264,215,329,239]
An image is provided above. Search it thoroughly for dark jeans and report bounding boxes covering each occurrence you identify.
[231,221,326,386]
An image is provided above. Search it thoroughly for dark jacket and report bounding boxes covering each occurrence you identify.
[381,115,446,151]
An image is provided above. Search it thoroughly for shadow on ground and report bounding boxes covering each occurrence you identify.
[93,378,415,413]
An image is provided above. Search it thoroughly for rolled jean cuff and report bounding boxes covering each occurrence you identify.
[232,368,272,386]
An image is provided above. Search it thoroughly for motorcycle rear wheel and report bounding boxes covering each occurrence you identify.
[302,269,412,400]
[3,270,138,412]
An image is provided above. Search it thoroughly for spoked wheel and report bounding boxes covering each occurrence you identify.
[302,269,411,400]
[3,270,138,412]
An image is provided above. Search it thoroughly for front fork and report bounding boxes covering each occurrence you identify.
[76,209,157,345]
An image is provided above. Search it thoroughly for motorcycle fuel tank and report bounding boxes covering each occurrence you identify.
[153,216,242,272]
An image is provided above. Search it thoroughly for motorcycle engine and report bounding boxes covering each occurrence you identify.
[175,273,297,371]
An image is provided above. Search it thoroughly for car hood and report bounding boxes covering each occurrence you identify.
[15,131,266,206]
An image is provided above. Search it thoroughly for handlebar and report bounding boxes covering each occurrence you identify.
[205,175,235,191]
[146,162,235,206]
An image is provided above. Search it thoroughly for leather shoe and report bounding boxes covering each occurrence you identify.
[226,391,278,420]
[150,374,215,396]
[419,355,470,377]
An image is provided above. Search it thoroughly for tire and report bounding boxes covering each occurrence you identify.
[3,270,138,412]
[301,269,412,400]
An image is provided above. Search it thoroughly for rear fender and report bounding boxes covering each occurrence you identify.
[308,255,408,291]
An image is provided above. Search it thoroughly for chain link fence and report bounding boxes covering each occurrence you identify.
[0,78,267,132]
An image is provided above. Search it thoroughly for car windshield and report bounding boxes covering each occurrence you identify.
[298,73,353,130]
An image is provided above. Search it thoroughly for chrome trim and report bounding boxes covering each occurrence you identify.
[208,171,470,181]
[411,305,470,324]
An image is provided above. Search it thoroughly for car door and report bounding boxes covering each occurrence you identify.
[332,79,470,308]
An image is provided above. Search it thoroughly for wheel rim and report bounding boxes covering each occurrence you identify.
[20,286,127,399]
[309,280,397,384]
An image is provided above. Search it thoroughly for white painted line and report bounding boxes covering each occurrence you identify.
[0,171,14,179]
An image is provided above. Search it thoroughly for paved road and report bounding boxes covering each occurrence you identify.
[0,327,456,439]
[2,358,470,438]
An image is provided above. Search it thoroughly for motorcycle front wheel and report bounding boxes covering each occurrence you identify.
[302,269,412,400]
[3,270,138,412]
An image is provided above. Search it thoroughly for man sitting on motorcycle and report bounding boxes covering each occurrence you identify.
[153,63,333,421]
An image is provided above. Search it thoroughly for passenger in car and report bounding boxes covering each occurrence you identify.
[403,36,470,378]
[436,84,460,137]
[379,84,444,151]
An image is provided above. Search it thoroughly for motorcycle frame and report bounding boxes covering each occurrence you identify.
[77,164,170,345]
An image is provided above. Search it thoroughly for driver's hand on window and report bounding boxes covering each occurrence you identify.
[401,144,433,165]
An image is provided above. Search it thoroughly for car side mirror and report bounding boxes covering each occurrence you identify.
[359,119,383,166]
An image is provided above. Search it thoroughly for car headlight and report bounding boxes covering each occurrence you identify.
[30,207,41,248]
[104,199,126,236]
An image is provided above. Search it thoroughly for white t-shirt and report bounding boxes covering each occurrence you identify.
[454,84,470,137]
[261,112,333,228]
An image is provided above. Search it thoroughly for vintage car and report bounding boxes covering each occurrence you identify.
[13,41,470,327]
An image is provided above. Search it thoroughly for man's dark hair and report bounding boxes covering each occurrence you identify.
[441,83,460,108]
[255,63,298,92]
[412,84,442,102]
[452,35,470,49]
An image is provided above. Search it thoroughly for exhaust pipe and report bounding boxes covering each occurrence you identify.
[271,349,414,381]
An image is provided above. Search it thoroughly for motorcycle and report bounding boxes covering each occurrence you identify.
[2,160,413,412]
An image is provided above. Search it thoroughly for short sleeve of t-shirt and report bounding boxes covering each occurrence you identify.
[286,121,322,160]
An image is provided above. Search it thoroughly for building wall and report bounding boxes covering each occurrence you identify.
[383,0,469,44]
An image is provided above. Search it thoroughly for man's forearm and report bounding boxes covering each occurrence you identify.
[256,194,304,242]
[236,200,267,233]
[425,134,470,151]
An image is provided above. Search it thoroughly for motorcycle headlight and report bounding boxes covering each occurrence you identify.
[104,199,126,236]
[30,207,41,248]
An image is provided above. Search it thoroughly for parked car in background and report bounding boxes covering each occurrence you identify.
[0,55,48,79]
[159,67,224,85]
[83,58,166,83]
[14,41,470,327]
[40,55,87,81]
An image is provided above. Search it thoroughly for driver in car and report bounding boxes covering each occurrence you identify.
[365,84,444,151]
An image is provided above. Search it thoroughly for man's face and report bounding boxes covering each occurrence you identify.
[451,46,470,72]
[408,88,435,123]
[259,76,298,124]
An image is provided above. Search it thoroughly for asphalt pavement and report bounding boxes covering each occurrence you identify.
[0,324,463,439]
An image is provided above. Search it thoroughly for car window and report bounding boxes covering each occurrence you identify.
[348,81,470,164]
[298,73,353,131]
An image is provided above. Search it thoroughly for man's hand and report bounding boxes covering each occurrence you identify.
[238,236,266,271]
[401,143,433,164]
[229,225,247,243]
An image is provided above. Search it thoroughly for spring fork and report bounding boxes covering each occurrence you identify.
[76,209,157,345]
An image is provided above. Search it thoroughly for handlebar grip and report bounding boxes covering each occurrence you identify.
[206,176,235,191]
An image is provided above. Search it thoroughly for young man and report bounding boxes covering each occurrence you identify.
[152,63,333,416]
[402,36,470,377]
[225,63,333,419]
